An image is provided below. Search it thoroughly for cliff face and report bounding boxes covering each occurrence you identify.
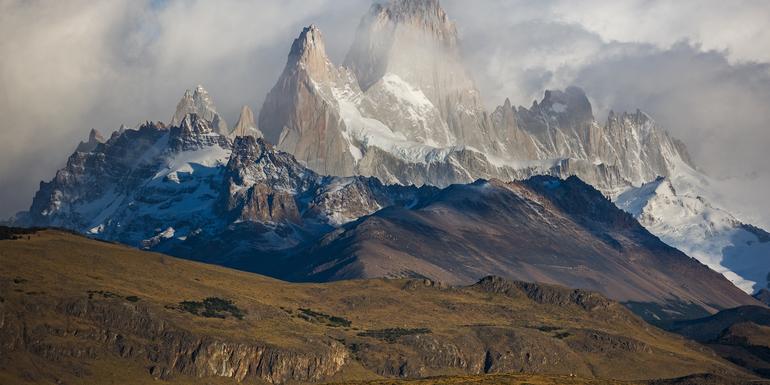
[230,105,262,139]
[19,119,430,270]
[256,0,697,195]
[1,293,348,383]
[344,0,489,150]
[258,25,358,176]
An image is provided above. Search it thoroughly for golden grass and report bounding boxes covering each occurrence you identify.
[0,230,759,384]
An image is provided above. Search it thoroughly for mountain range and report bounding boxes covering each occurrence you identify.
[11,0,770,319]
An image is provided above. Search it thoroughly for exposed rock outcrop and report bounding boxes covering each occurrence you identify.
[230,105,262,138]
[170,85,228,135]
[74,128,105,153]
[1,296,348,383]
[259,25,358,176]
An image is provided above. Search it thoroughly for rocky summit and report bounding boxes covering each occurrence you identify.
[230,105,261,139]
[170,85,228,136]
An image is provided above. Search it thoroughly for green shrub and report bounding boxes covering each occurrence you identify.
[179,297,245,320]
[297,308,351,327]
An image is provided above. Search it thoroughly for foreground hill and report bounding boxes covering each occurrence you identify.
[0,229,757,384]
[669,306,770,378]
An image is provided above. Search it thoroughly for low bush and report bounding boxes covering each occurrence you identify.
[179,297,245,320]
[297,308,351,327]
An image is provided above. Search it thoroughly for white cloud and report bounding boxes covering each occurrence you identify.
[548,0,770,63]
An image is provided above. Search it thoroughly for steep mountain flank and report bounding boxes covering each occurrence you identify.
[170,85,228,135]
[296,176,757,322]
[230,105,261,139]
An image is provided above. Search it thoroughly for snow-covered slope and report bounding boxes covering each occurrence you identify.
[616,176,770,293]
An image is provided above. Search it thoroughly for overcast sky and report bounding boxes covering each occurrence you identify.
[1,0,769,225]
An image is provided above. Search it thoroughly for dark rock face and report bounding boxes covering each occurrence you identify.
[755,288,770,306]
[473,276,613,312]
[169,113,231,152]
[221,136,315,224]
[74,128,105,153]
[27,122,169,228]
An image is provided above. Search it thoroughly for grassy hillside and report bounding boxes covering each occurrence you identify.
[0,229,761,384]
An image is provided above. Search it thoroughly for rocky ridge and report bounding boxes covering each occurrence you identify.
[260,0,694,195]
[170,85,228,135]
[15,81,761,322]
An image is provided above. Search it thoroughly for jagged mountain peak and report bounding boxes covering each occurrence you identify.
[178,113,212,134]
[290,25,324,55]
[231,105,262,139]
[170,85,228,135]
[168,113,230,152]
[376,0,452,28]
[345,0,465,93]
[285,24,333,80]
[608,108,653,125]
[193,84,208,95]
[88,128,105,142]
[537,86,594,122]
[75,128,106,153]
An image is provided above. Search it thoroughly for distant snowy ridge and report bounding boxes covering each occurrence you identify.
[616,175,770,293]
